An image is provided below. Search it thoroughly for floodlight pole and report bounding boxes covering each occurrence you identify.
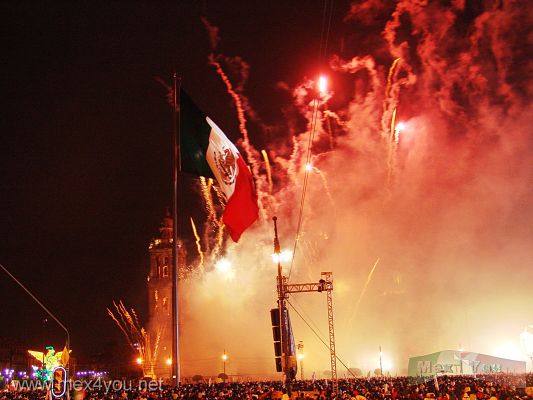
[273,217,291,397]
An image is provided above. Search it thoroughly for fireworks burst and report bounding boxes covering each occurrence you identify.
[160,2,531,376]
[107,301,161,378]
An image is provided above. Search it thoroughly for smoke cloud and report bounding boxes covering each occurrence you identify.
[178,1,532,378]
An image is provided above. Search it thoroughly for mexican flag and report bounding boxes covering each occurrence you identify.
[180,90,259,242]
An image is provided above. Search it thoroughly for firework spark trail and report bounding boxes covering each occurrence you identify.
[200,177,217,253]
[115,301,135,340]
[261,149,273,195]
[383,58,404,188]
[207,54,268,220]
[211,184,226,207]
[387,107,398,186]
[106,307,132,349]
[107,301,163,377]
[322,110,345,127]
[312,166,335,208]
[382,59,401,147]
[212,216,226,258]
[107,301,146,360]
[190,217,205,274]
[287,136,301,185]
[385,58,401,99]
[325,111,334,149]
[151,329,162,369]
[323,109,347,150]
[349,258,380,329]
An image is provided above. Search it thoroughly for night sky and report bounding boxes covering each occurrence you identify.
[2,1,532,375]
[1,1,341,357]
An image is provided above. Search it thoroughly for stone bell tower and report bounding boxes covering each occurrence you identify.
[147,211,186,379]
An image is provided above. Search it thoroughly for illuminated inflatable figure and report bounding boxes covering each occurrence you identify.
[28,346,70,382]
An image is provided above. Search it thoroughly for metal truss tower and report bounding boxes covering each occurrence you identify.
[272,217,338,395]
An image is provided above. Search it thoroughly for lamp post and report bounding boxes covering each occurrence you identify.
[0,263,70,368]
[297,341,304,380]
[222,350,228,377]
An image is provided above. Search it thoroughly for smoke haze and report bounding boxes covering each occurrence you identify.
[178,0,532,377]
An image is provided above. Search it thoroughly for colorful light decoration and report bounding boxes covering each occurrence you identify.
[27,346,69,382]
[75,370,108,377]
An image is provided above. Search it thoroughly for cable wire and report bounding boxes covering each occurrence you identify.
[287,299,357,379]
[287,0,335,280]
[287,98,321,280]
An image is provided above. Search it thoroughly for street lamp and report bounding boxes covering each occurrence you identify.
[222,350,228,376]
[136,357,143,365]
[297,341,305,380]
[297,353,304,380]
[0,263,70,370]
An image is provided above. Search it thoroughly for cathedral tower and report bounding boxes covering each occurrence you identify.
[147,211,186,379]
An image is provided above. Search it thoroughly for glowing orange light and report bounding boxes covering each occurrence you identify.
[297,353,304,360]
[165,358,172,365]
[222,354,228,361]
[305,163,313,172]
[318,76,328,93]
[136,357,143,365]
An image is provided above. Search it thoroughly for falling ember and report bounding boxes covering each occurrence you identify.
[261,149,273,195]
[190,217,205,273]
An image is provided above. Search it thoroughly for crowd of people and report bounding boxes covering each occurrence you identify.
[1,374,531,400]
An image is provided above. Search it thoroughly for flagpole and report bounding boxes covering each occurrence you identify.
[171,72,181,385]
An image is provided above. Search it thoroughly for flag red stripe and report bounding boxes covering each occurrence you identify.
[222,156,259,242]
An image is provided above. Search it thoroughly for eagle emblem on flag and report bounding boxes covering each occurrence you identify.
[214,147,237,185]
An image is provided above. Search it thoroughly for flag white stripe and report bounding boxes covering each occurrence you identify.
[205,117,238,199]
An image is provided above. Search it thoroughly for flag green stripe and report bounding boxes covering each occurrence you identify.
[180,90,215,178]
